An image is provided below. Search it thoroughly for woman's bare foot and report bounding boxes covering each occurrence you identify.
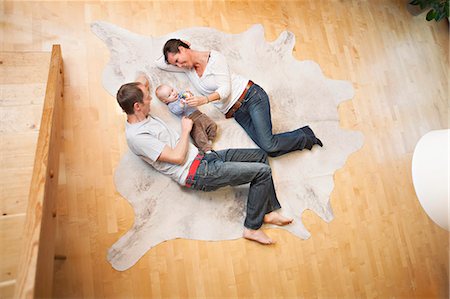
[243,228,275,245]
[264,211,293,226]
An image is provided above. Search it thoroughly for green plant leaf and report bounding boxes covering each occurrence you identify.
[426,9,437,20]
[418,0,430,9]
[445,1,449,18]
[409,0,448,21]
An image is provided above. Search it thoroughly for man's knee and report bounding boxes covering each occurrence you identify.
[266,151,279,157]
[257,163,272,178]
[250,148,269,163]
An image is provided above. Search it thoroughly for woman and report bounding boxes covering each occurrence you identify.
[155,39,322,157]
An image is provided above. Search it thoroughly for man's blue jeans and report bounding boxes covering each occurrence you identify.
[234,83,315,157]
[190,149,281,230]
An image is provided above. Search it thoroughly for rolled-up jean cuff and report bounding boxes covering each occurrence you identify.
[244,221,262,230]
[270,203,282,211]
[243,204,282,230]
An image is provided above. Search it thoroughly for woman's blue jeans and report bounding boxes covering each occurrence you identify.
[190,149,281,230]
[234,83,315,157]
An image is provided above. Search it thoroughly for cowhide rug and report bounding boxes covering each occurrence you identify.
[91,21,364,271]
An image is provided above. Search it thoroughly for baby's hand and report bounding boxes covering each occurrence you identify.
[179,90,193,99]
[179,90,192,107]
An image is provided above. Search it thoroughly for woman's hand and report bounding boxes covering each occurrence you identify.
[185,95,208,107]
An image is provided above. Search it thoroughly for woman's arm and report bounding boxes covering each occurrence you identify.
[185,91,221,106]
[155,55,185,73]
[209,52,232,100]
[185,52,232,107]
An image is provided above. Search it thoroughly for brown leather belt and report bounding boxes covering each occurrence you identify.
[225,80,254,119]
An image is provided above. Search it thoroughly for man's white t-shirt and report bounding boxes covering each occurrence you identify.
[156,50,248,114]
[125,115,198,185]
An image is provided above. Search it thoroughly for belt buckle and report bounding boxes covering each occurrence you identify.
[225,81,252,118]
[245,81,253,92]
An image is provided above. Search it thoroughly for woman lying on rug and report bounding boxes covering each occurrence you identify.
[116,74,293,245]
[155,39,323,157]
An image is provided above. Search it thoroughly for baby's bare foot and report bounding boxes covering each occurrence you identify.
[243,228,275,245]
[263,211,293,226]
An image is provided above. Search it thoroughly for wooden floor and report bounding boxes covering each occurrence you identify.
[1,1,449,298]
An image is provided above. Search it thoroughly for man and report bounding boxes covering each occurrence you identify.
[116,75,293,245]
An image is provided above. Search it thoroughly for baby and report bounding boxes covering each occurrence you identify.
[155,84,217,153]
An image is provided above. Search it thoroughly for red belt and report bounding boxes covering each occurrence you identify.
[225,80,254,119]
[185,153,204,188]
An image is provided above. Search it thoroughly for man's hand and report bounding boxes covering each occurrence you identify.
[135,72,149,90]
[158,117,193,165]
[181,116,193,133]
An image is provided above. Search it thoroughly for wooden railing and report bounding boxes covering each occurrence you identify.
[14,45,64,299]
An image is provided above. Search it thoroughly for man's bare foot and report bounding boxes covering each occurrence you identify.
[264,211,293,226]
[243,228,275,245]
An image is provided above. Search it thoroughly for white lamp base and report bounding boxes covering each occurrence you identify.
[412,129,449,231]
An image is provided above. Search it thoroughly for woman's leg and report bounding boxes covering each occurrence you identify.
[234,84,322,157]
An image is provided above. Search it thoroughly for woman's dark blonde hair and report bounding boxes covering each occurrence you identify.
[163,39,190,63]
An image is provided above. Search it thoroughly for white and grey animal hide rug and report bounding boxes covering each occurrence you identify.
[91,21,364,271]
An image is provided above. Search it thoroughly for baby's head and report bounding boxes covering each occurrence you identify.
[155,84,178,104]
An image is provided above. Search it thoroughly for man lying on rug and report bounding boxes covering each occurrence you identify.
[116,74,293,245]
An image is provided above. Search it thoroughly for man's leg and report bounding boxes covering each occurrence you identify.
[214,149,281,215]
[192,149,292,244]
[214,148,268,164]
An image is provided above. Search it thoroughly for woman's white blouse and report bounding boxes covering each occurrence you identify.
[156,50,248,114]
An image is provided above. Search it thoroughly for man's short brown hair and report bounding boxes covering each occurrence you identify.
[116,82,143,115]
